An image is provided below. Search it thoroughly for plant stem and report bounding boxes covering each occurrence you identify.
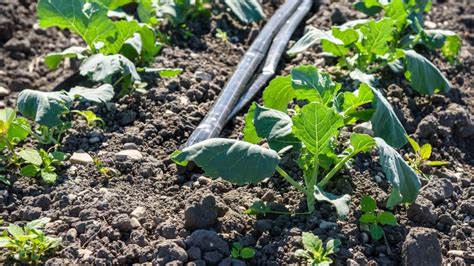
[275,166,307,194]
[318,152,355,188]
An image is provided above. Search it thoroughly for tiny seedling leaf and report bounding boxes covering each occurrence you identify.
[377,211,397,225]
[19,149,43,166]
[369,224,384,240]
[20,165,40,177]
[360,213,377,224]
[419,143,432,160]
[360,195,377,213]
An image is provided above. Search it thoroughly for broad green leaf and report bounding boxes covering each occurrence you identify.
[1,109,30,146]
[369,224,384,240]
[377,211,397,225]
[314,186,351,219]
[288,27,343,55]
[19,149,43,166]
[370,86,407,148]
[20,165,40,177]
[69,84,115,103]
[0,236,9,247]
[101,20,141,55]
[291,65,339,104]
[339,83,374,115]
[359,213,377,223]
[262,75,294,112]
[138,0,159,25]
[441,34,461,63]
[253,105,299,152]
[419,143,431,160]
[79,54,140,83]
[172,138,280,184]
[358,18,395,56]
[17,90,72,128]
[44,46,88,70]
[240,247,256,259]
[406,135,420,152]
[292,103,344,156]
[321,27,358,57]
[138,25,162,62]
[384,0,408,30]
[403,50,450,95]
[422,30,461,63]
[95,0,135,9]
[224,0,265,24]
[242,103,260,144]
[302,232,323,253]
[360,195,377,213]
[7,224,23,238]
[350,133,376,153]
[375,137,421,208]
[37,0,115,48]
[41,170,57,184]
[353,0,383,16]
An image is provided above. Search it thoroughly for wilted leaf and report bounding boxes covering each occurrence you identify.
[314,186,351,219]
[69,84,115,103]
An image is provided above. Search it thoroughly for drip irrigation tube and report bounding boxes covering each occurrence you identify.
[183,0,302,148]
[227,0,313,121]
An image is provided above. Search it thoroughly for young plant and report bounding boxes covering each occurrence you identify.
[231,242,256,260]
[93,158,119,178]
[18,148,66,184]
[406,136,448,179]
[289,0,460,96]
[173,66,421,216]
[72,110,104,127]
[294,232,340,266]
[359,195,397,241]
[216,29,229,42]
[0,108,30,166]
[0,218,60,263]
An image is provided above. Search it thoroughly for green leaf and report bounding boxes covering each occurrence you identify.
[137,0,158,25]
[325,239,340,255]
[137,25,162,62]
[240,247,256,259]
[172,138,280,185]
[253,104,299,152]
[321,27,358,57]
[37,0,115,48]
[425,160,449,166]
[291,65,339,104]
[369,224,384,240]
[339,83,374,115]
[69,84,115,104]
[360,195,377,213]
[143,68,183,77]
[19,149,43,166]
[242,103,260,144]
[350,133,376,153]
[50,151,66,162]
[44,46,88,70]
[101,20,141,55]
[262,75,294,112]
[288,27,343,55]
[384,0,408,30]
[302,232,323,253]
[244,200,272,216]
[406,135,420,152]
[360,213,377,224]
[403,49,451,95]
[79,53,140,83]
[224,0,265,24]
[377,211,397,225]
[26,218,50,230]
[419,143,432,160]
[422,30,461,63]
[0,175,10,185]
[17,90,72,128]
[370,86,408,148]
[41,170,57,184]
[7,224,23,238]
[358,18,395,56]
[314,186,351,219]
[292,103,344,156]
[375,137,421,208]
[20,165,40,177]
[353,0,383,16]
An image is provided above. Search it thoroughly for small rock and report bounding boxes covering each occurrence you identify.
[118,110,137,126]
[130,218,141,229]
[424,21,437,29]
[88,137,100,144]
[186,230,230,256]
[360,232,369,244]
[319,220,337,230]
[255,219,273,234]
[353,122,374,136]
[194,70,213,82]
[0,86,10,97]
[187,247,201,261]
[162,223,177,239]
[402,227,441,266]
[154,241,188,265]
[420,178,453,204]
[261,191,276,202]
[184,195,218,230]
[131,206,146,218]
[416,115,437,138]
[70,152,94,165]
[203,251,223,265]
[112,214,132,232]
[33,195,51,210]
[115,150,143,162]
[407,197,438,225]
[123,143,138,150]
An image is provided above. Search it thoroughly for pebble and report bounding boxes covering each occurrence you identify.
[319,220,337,230]
[131,206,146,218]
[353,122,374,136]
[123,143,138,150]
[88,137,100,144]
[0,86,10,97]
[70,151,94,165]
[115,149,143,161]
[130,217,141,228]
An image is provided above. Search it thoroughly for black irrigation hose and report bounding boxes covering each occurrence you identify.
[183,0,302,148]
[227,0,313,121]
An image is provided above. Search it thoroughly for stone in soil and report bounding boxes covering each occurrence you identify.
[70,151,94,165]
[402,227,442,266]
[115,149,143,161]
[184,195,218,230]
[420,178,454,204]
[153,241,188,265]
[186,230,230,256]
[407,196,438,225]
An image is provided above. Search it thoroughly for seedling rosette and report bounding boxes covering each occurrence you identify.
[173,65,421,216]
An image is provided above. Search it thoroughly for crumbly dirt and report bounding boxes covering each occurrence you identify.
[0,0,473,265]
